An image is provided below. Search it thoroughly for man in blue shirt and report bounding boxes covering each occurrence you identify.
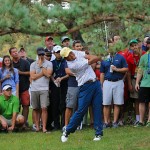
[100,52,128,128]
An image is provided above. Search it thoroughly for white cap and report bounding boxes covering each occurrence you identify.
[2,85,12,90]
[53,45,62,53]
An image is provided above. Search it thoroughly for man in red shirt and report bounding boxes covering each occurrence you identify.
[127,39,145,125]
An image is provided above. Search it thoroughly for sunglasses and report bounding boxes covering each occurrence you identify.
[45,55,52,57]
[38,54,45,56]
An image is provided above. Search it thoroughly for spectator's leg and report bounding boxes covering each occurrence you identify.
[139,103,146,123]
[22,105,29,125]
[103,105,111,124]
[114,105,120,123]
[41,107,48,132]
[51,86,60,129]
[65,108,73,126]
[34,109,40,131]
[0,116,8,129]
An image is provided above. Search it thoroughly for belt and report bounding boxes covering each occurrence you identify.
[85,79,96,84]
[105,79,121,82]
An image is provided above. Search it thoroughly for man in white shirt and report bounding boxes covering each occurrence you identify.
[60,47,103,142]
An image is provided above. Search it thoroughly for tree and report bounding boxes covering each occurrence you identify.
[0,0,150,55]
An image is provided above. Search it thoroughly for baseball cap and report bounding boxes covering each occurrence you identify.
[129,39,138,45]
[37,47,45,55]
[45,36,53,41]
[3,84,12,91]
[146,37,150,44]
[61,36,70,43]
[60,47,72,58]
[144,33,150,38]
[53,45,62,53]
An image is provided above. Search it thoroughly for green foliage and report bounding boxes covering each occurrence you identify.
[110,41,126,53]
[0,0,150,55]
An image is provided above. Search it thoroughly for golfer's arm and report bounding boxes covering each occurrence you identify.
[85,54,102,65]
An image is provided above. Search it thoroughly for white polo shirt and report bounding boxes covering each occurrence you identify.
[67,50,96,86]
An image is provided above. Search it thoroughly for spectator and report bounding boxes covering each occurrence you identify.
[60,47,103,142]
[135,37,150,127]
[30,47,53,132]
[0,84,24,132]
[44,51,54,130]
[100,49,128,128]
[9,47,30,128]
[44,52,52,61]
[112,35,121,45]
[61,36,70,48]
[18,47,35,65]
[142,36,150,51]
[0,55,19,97]
[127,39,145,125]
[44,36,55,61]
[51,45,69,130]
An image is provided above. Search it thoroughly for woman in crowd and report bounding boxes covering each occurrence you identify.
[0,55,19,97]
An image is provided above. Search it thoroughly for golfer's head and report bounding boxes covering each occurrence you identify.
[60,47,76,61]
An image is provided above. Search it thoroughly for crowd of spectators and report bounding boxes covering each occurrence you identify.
[0,34,150,137]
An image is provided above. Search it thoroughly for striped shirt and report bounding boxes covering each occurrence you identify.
[67,50,96,86]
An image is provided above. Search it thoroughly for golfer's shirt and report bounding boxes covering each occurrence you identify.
[67,50,96,86]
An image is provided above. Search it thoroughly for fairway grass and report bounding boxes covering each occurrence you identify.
[0,126,150,150]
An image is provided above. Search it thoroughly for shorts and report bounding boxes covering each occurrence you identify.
[0,115,23,126]
[103,80,124,105]
[31,90,49,109]
[130,79,138,99]
[19,90,30,106]
[66,87,79,109]
[138,87,150,103]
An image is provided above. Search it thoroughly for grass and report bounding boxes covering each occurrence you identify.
[0,110,150,150]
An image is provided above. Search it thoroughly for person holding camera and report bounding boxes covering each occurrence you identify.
[135,37,150,127]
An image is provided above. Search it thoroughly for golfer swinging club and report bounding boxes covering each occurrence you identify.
[60,47,103,142]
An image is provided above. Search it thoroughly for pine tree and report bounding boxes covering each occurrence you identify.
[0,0,150,55]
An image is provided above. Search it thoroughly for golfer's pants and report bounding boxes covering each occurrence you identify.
[66,80,103,136]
